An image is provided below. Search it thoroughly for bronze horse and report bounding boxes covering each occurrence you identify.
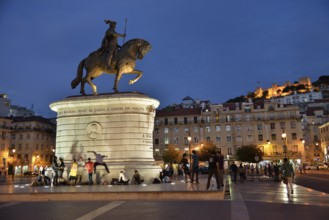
[71,38,151,95]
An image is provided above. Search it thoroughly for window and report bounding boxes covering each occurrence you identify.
[194,126,199,133]
[26,134,30,139]
[216,136,221,142]
[184,117,188,124]
[271,134,276,141]
[258,134,263,141]
[174,118,178,125]
[174,127,179,133]
[194,137,199,143]
[272,145,278,154]
[226,115,231,122]
[280,122,285,129]
[194,117,198,124]
[236,125,241,131]
[292,145,298,152]
[290,121,296,129]
[228,147,232,155]
[205,126,211,133]
[206,136,211,142]
[247,135,253,142]
[215,125,221,132]
[206,116,210,123]
[291,133,297,140]
[226,136,232,142]
[226,125,231,131]
[164,118,168,125]
[164,128,169,133]
[257,124,262,131]
[184,127,189,133]
[164,137,169,145]
[270,123,275,129]
[154,138,159,145]
[236,135,242,142]
[174,138,178,144]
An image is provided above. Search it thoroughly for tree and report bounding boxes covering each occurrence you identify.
[162,144,180,164]
[225,95,246,103]
[235,145,264,163]
[262,90,269,99]
[198,142,217,161]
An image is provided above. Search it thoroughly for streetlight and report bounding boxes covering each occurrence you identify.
[281,131,287,159]
[187,135,192,167]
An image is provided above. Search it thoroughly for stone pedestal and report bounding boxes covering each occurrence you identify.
[49,92,161,183]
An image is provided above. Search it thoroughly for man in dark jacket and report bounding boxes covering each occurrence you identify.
[206,151,220,190]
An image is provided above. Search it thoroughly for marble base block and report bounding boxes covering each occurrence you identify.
[50,92,161,183]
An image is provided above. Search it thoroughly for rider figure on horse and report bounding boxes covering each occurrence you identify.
[98,19,126,69]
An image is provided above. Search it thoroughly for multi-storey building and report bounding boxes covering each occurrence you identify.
[154,99,305,164]
[319,122,329,163]
[9,116,56,174]
[0,117,12,174]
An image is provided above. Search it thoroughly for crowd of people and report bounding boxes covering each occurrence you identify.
[32,151,145,187]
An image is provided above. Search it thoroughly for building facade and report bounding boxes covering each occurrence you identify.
[154,99,305,164]
[4,116,56,175]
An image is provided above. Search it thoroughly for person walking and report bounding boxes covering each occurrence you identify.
[238,163,245,183]
[191,150,199,184]
[230,161,238,184]
[206,151,220,190]
[280,158,295,198]
[180,153,191,183]
[217,151,224,186]
[85,158,94,185]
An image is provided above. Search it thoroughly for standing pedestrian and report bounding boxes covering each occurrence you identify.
[180,153,191,183]
[230,161,238,184]
[76,157,85,184]
[68,159,78,185]
[206,151,220,190]
[85,158,94,185]
[172,161,179,180]
[51,156,59,187]
[58,157,65,183]
[217,151,224,186]
[191,150,199,184]
[280,158,295,198]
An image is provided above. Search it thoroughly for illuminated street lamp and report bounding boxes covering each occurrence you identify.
[281,131,287,158]
[187,135,192,167]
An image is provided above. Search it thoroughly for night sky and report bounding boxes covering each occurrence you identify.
[1,0,329,117]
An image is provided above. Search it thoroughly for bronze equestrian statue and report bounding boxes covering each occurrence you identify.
[71,20,151,95]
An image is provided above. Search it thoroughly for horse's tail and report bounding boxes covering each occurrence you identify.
[71,59,85,89]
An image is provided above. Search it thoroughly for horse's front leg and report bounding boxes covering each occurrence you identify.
[113,70,123,93]
[128,69,143,85]
[80,78,86,95]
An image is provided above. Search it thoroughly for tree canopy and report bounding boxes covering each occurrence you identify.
[235,145,264,163]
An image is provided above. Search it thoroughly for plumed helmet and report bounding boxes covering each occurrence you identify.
[104,19,116,25]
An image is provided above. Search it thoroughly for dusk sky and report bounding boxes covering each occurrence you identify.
[1,0,329,118]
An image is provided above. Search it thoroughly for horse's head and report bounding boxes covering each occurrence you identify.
[136,39,151,60]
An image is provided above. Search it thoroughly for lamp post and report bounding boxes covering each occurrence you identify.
[281,131,287,159]
[187,135,192,168]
